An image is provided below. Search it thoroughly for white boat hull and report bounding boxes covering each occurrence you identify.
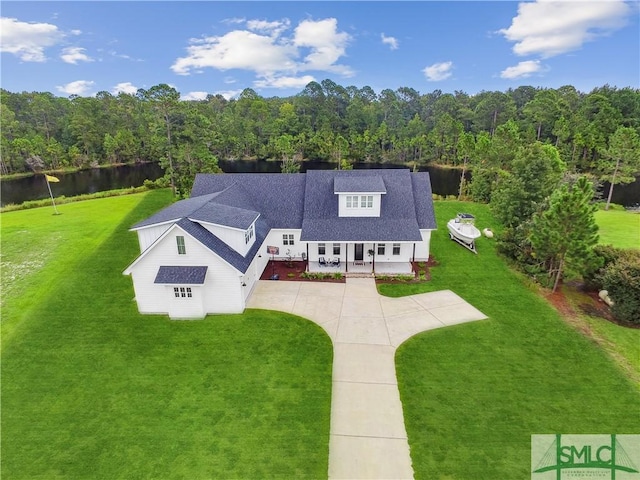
[447,219,481,245]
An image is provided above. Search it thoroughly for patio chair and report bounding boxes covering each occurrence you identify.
[319,256,327,267]
[332,258,340,267]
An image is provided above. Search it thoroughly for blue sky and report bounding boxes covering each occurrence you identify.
[2,1,639,99]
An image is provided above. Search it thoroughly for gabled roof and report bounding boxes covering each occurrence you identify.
[300,169,435,241]
[155,266,208,284]
[176,217,269,274]
[333,175,386,193]
[189,202,259,230]
[131,192,220,230]
[130,169,436,274]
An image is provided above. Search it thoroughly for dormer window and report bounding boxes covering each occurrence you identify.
[335,175,385,218]
[245,224,254,244]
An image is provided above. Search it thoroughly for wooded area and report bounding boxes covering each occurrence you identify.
[2,82,638,183]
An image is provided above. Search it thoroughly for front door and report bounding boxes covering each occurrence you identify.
[354,243,364,262]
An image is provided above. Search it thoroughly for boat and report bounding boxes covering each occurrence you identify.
[447,213,481,253]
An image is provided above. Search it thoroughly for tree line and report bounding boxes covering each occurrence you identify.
[1,82,638,185]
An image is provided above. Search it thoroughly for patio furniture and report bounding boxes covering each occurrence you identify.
[319,256,327,267]
[332,258,340,267]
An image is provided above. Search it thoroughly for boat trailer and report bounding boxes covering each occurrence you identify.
[449,232,478,254]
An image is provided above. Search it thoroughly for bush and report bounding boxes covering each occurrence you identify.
[582,245,621,291]
[598,253,640,324]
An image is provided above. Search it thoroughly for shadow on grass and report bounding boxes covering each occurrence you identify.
[2,189,332,479]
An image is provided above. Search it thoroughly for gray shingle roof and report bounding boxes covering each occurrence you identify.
[135,169,436,272]
[154,266,208,284]
[333,175,387,193]
[189,202,259,230]
[300,169,430,241]
[191,173,306,229]
[131,193,220,229]
[177,217,269,274]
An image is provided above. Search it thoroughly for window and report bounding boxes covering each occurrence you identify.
[392,243,401,255]
[367,195,373,208]
[358,195,373,208]
[346,195,356,208]
[318,243,326,255]
[173,287,192,298]
[283,234,294,245]
[333,243,341,255]
[377,244,386,255]
[176,236,186,255]
[245,224,254,244]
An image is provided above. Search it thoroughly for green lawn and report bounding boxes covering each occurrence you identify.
[595,209,640,249]
[383,201,640,479]
[1,190,332,479]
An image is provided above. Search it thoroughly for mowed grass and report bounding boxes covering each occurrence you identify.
[594,209,640,249]
[1,190,333,479]
[381,202,640,479]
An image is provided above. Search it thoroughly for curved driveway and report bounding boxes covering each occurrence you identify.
[247,278,487,479]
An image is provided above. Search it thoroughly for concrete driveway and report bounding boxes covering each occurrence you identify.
[247,278,487,479]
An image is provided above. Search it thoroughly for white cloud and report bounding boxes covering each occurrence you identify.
[0,17,64,62]
[381,33,399,50]
[171,30,297,76]
[111,82,138,95]
[172,17,353,86]
[500,60,545,79]
[499,0,631,58]
[61,46,93,64]
[56,80,95,96]
[70,29,82,36]
[422,61,453,81]
[246,18,290,37]
[214,89,243,100]
[181,91,208,101]
[254,75,315,89]
[293,18,353,75]
[224,76,236,84]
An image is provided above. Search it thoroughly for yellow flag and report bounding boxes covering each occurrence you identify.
[45,174,60,183]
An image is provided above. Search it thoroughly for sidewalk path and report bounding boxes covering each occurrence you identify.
[247,278,487,479]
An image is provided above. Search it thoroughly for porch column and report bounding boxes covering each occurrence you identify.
[306,243,309,272]
[345,243,348,272]
[372,243,376,273]
[412,243,416,262]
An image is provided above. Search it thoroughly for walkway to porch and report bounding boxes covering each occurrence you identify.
[308,261,413,275]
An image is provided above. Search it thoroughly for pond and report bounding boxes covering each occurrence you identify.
[1,160,638,207]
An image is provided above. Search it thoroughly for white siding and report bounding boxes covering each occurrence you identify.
[370,242,414,263]
[413,230,432,261]
[128,225,244,318]
[262,229,305,260]
[198,221,253,256]
[240,238,271,300]
[337,193,382,217]
[136,223,174,252]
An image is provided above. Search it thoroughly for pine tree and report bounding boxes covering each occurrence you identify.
[530,177,599,292]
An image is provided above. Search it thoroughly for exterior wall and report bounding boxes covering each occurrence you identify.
[199,221,255,256]
[136,223,174,252]
[337,193,382,217]
[371,242,413,263]
[262,229,306,260]
[413,230,432,261]
[240,237,271,300]
[128,226,244,318]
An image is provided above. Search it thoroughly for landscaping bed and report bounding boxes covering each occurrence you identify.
[259,260,345,282]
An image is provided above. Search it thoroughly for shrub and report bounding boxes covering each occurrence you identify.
[582,245,622,291]
[287,273,295,278]
[332,272,343,280]
[598,253,640,324]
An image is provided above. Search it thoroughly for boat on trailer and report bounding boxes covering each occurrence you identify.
[447,213,481,253]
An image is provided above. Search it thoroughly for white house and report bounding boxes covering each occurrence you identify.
[123,169,437,319]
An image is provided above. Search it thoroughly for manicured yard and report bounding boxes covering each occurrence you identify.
[1,190,333,479]
[594,209,640,249]
[383,201,640,479]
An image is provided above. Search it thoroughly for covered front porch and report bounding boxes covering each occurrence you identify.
[308,260,413,275]
[305,241,415,275]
